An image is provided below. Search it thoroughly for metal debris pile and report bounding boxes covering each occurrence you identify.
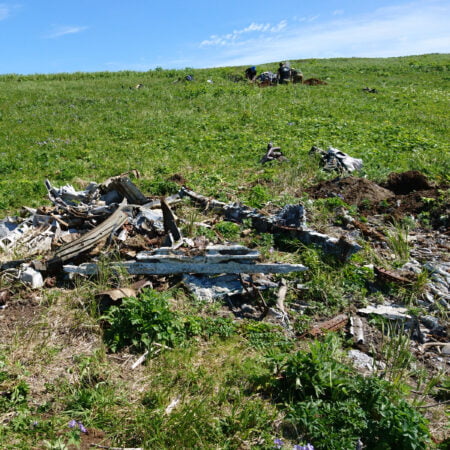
[0,173,362,308]
[0,173,448,370]
[309,145,363,173]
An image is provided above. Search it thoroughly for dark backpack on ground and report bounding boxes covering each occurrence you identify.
[279,66,291,82]
[245,67,257,80]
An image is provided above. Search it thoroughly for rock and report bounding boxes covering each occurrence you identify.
[347,349,385,373]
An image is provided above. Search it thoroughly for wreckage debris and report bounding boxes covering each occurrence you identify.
[182,273,277,302]
[358,304,411,321]
[349,315,365,345]
[64,253,307,276]
[308,314,348,337]
[309,146,363,174]
[20,267,44,289]
[97,279,152,303]
[347,349,385,374]
[51,203,129,264]
[256,71,278,87]
[374,266,412,285]
[179,186,361,259]
[260,142,288,164]
[0,177,313,281]
[362,87,378,94]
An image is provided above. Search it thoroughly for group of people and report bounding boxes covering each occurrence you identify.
[244,63,303,85]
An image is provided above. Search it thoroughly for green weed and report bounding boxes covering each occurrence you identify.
[385,220,410,265]
[266,334,431,449]
[102,289,185,352]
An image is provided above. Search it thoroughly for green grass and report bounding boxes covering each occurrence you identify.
[0,54,449,211]
[1,54,449,449]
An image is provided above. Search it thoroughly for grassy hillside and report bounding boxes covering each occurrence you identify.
[0,54,449,211]
[0,54,449,449]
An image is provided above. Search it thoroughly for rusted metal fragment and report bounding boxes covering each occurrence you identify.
[308,314,348,336]
[64,260,308,276]
[352,219,386,241]
[51,205,128,263]
[375,266,412,285]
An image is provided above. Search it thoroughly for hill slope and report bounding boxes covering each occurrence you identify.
[0,55,449,449]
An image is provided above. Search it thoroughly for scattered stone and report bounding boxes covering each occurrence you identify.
[347,349,385,373]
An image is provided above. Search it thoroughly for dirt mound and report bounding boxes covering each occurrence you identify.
[303,78,327,85]
[383,188,449,228]
[306,172,449,229]
[305,176,394,207]
[382,170,434,195]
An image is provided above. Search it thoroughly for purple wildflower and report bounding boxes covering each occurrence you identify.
[293,445,314,450]
[274,438,284,448]
[68,419,88,433]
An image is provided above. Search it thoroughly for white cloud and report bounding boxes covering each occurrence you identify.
[270,20,287,32]
[197,1,450,67]
[333,10,344,16]
[0,4,10,20]
[45,25,88,39]
[200,20,288,47]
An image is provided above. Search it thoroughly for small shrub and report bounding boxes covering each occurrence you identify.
[269,335,430,449]
[102,289,185,352]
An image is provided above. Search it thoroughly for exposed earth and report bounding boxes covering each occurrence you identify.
[306,170,449,229]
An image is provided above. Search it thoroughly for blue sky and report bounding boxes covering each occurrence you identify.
[0,0,449,74]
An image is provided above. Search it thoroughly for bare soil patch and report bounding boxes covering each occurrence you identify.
[305,176,394,207]
[306,171,449,229]
[382,170,435,195]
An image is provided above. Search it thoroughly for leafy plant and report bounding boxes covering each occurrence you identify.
[241,321,293,352]
[102,289,185,352]
[266,334,430,449]
[214,221,241,241]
